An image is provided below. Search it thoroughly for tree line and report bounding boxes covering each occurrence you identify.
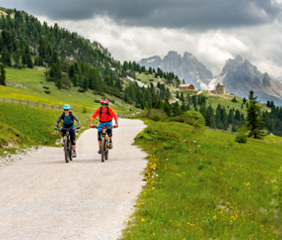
[0,8,180,97]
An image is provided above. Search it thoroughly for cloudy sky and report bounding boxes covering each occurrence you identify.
[2,0,282,78]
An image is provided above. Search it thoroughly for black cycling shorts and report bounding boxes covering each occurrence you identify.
[62,129,76,145]
[98,128,112,141]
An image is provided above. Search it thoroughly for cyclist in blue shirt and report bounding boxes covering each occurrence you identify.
[54,104,80,157]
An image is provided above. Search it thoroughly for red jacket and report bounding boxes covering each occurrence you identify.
[91,107,117,123]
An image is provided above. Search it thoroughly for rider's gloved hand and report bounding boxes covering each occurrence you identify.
[114,124,118,128]
[90,125,94,128]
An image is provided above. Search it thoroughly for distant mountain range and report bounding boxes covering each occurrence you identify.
[140,52,282,105]
[140,51,213,90]
[216,55,282,105]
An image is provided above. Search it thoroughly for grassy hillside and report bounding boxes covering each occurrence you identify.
[1,67,134,114]
[0,102,91,155]
[120,120,282,239]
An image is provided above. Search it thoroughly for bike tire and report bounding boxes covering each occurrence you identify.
[105,137,109,160]
[69,139,73,161]
[64,139,69,163]
[101,137,105,162]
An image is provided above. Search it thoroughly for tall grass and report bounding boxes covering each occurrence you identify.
[120,120,282,239]
[0,102,90,149]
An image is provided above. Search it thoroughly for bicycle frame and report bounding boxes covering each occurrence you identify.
[58,128,75,163]
[100,126,110,162]
[91,125,116,162]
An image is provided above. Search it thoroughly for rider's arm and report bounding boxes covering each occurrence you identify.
[72,114,81,128]
[90,108,100,124]
[55,114,64,128]
[109,108,118,125]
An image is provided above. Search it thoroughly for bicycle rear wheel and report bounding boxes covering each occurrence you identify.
[101,137,105,162]
[64,139,69,163]
[105,137,109,160]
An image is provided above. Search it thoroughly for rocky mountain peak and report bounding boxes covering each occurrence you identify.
[221,55,244,75]
[139,51,213,89]
[235,55,243,62]
[217,55,282,105]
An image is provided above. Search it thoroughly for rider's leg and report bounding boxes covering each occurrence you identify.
[61,130,65,146]
[107,128,113,148]
[97,130,102,154]
[70,130,77,157]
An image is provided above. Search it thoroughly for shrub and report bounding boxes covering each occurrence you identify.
[170,115,189,123]
[231,97,238,103]
[43,86,49,89]
[78,88,86,92]
[82,106,87,113]
[109,99,115,104]
[235,126,248,143]
[184,110,206,133]
[44,90,51,94]
[147,109,168,122]
[94,99,100,103]
[135,110,149,119]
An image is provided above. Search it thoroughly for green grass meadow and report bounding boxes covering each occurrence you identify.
[0,102,91,155]
[120,120,282,239]
[1,67,133,114]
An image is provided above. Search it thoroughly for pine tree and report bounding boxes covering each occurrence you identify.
[73,75,77,87]
[38,37,46,58]
[82,77,88,90]
[163,98,171,116]
[228,109,234,124]
[246,90,265,138]
[78,67,83,87]
[215,108,222,129]
[1,46,11,66]
[231,125,236,132]
[180,92,184,102]
[26,53,33,68]
[0,64,6,86]
[56,78,62,90]
[12,51,20,68]
[68,65,75,79]
[205,111,212,127]
[172,101,182,116]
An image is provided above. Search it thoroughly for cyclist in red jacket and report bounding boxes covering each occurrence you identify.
[90,99,118,154]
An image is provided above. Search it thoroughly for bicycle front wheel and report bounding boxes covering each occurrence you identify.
[64,139,69,163]
[69,139,73,161]
[101,137,105,162]
[105,137,109,160]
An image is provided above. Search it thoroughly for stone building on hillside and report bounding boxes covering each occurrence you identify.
[212,83,226,94]
[179,84,194,90]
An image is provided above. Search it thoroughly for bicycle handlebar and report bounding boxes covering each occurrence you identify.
[57,127,77,131]
[90,125,117,129]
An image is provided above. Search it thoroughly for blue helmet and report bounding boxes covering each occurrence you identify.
[63,104,71,110]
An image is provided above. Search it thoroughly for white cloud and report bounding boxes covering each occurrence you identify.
[36,15,282,79]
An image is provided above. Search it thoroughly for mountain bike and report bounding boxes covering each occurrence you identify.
[91,125,116,162]
[57,128,75,163]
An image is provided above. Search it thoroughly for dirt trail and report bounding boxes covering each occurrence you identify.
[0,118,147,240]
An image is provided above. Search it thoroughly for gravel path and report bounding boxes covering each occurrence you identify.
[0,118,147,240]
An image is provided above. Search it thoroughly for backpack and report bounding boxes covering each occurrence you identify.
[62,111,74,121]
[100,106,112,118]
